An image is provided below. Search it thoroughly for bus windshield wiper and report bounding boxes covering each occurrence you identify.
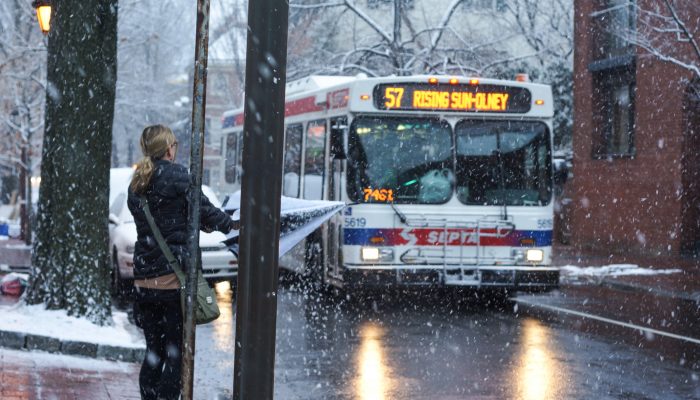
[390,201,408,224]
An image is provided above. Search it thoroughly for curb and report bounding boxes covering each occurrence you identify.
[599,278,700,305]
[0,329,145,363]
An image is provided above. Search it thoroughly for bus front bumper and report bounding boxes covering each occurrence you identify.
[341,265,559,290]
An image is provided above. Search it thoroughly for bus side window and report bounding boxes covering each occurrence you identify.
[283,124,303,198]
[225,133,238,184]
[236,132,244,183]
[303,119,327,200]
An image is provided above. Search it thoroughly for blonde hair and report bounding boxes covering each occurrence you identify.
[130,124,177,194]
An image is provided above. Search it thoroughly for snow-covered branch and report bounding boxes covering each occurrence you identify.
[599,2,699,79]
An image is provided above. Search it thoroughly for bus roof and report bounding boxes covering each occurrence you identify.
[285,75,359,95]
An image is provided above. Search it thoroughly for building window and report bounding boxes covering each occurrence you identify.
[591,0,636,62]
[592,67,636,158]
[590,1,636,159]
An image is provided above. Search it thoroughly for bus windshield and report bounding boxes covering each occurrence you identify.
[347,116,453,204]
[347,117,552,206]
[455,120,551,206]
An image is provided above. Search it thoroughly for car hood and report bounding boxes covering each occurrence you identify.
[114,223,138,245]
[200,231,227,247]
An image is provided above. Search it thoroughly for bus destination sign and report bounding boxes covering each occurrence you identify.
[374,83,532,113]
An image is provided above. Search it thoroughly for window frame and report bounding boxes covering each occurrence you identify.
[591,0,637,62]
[591,66,636,159]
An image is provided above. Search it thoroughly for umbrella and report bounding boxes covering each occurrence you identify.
[221,191,344,257]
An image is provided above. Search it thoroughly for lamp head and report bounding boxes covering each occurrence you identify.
[32,0,52,35]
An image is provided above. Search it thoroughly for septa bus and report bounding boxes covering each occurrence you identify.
[220,75,558,290]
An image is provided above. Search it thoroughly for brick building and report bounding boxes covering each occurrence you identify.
[570,0,700,268]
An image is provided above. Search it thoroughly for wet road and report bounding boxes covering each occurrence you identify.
[191,277,700,400]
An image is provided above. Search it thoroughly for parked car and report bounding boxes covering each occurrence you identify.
[108,169,237,295]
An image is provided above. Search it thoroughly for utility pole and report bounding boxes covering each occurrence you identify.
[233,0,290,397]
[182,0,210,399]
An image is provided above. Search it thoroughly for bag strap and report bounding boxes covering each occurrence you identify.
[139,196,186,286]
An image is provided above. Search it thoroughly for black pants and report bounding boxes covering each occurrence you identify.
[134,288,182,400]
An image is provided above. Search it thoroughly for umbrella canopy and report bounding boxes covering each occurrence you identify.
[221,191,344,257]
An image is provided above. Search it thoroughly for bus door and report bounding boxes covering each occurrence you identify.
[327,116,347,281]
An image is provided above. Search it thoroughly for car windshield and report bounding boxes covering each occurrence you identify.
[455,120,551,206]
[347,116,453,204]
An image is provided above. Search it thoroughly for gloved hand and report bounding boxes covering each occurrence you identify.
[229,219,241,231]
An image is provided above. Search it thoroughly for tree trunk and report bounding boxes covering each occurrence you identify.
[26,0,118,325]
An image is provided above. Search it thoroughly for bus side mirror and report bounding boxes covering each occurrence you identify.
[553,162,569,186]
[330,129,346,160]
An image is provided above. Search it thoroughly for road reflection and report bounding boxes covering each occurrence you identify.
[513,318,568,400]
[355,322,395,400]
[211,281,234,350]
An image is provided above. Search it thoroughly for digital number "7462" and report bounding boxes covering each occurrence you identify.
[364,188,394,202]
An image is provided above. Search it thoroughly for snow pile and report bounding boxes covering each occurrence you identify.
[0,347,138,371]
[560,264,682,278]
[0,302,144,348]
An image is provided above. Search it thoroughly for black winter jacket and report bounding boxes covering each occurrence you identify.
[127,159,233,280]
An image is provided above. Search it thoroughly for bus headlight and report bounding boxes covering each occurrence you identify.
[361,247,394,262]
[525,249,544,263]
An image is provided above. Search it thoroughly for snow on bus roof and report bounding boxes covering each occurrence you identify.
[285,75,358,95]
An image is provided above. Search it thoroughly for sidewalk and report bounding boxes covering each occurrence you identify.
[0,294,145,363]
[553,243,700,303]
[512,247,700,370]
[0,347,140,400]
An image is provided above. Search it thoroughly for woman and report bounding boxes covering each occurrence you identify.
[127,124,237,400]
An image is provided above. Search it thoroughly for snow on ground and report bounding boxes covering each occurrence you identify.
[560,264,682,277]
[0,300,144,348]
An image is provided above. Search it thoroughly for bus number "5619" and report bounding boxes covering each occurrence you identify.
[344,217,367,228]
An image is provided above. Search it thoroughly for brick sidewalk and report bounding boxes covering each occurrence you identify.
[0,348,140,400]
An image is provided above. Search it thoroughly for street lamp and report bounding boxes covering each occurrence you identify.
[32,0,52,35]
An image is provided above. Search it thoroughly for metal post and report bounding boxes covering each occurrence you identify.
[24,128,34,245]
[19,144,27,242]
[23,128,32,246]
[233,0,289,397]
[183,0,210,399]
